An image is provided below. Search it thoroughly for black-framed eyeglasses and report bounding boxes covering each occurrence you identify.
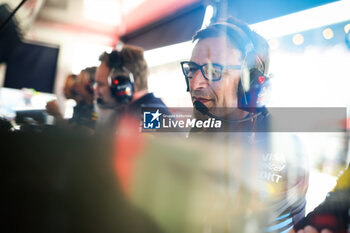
[180,61,241,82]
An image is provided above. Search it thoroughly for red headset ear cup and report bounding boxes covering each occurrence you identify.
[110,75,134,104]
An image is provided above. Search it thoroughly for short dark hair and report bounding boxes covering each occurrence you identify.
[83,66,97,82]
[193,17,270,74]
[99,45,148,91]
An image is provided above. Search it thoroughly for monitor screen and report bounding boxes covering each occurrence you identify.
[4,41,59,93]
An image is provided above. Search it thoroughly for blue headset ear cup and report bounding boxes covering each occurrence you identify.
[238,68,270,111]
[237,49,268,111]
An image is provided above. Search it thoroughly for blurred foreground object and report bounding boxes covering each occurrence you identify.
[115,133,308,233]
[1,125,163,233]
[293,165,350,233]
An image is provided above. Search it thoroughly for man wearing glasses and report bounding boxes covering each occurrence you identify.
[181,18,270,125]
[180,18,309,232]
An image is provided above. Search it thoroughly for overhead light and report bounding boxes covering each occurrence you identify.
[322,28,334,40]
[293,34,304,45]
[344,24,350,33]
[251,0,350,39]
[201,5,214,29]
[83,0,121,25]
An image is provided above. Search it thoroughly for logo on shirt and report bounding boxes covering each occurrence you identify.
[261,153,286,183]
[143,109,162,129]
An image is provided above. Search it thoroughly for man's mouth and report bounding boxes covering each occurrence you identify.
[193,97,212,104]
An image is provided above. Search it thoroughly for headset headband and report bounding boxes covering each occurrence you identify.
[108,51,123,69]
[210,22,265,73]
[211,22,254,54]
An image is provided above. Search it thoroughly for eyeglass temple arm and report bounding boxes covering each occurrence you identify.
[185,76,190,92]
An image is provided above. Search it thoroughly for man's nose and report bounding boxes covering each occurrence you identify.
[189,70,208,90]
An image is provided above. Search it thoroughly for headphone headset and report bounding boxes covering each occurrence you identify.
[107,51,135,104]
[187,21,271,114]
[212,22,270,112]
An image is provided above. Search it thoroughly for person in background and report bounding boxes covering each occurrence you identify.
[46,73,77,124]
[46,67,97,130]
[94,44,170,132]
[69,67,97,129]
[63,74,78,100]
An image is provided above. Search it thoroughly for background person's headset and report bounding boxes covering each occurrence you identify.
[107,51,135,104]
[186,20,271,115]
